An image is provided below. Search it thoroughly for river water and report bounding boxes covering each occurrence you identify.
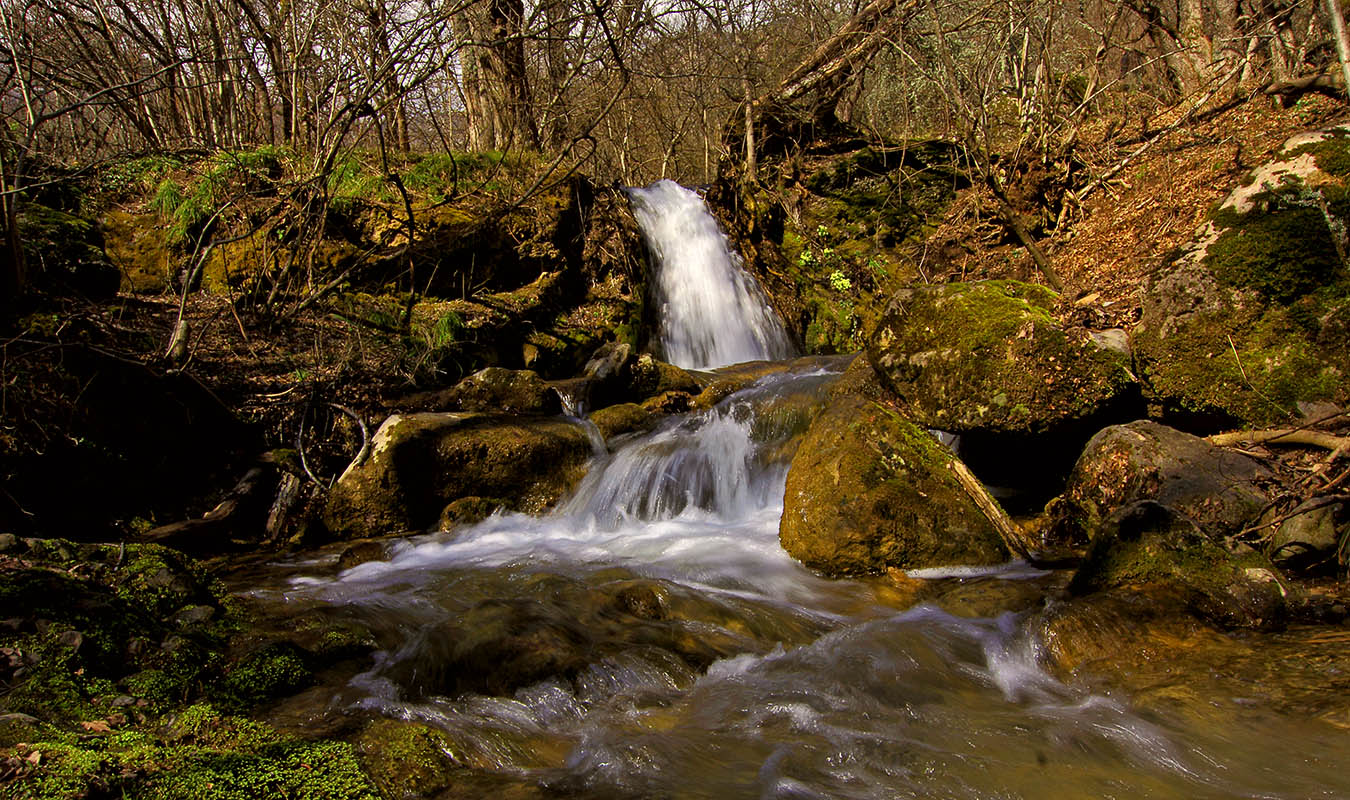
[248,182,1350,799]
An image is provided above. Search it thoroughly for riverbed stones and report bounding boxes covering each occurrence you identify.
[323,412,591,539]
[1057,420,1274,541]
[1133,125,1350,428]
[779,362,1009,576]
[867,279,1137,438]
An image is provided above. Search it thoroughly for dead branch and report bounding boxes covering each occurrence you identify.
[946,456,1031,559]
[1207,429,1350,451]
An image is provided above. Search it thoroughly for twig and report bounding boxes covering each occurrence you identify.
[1234,493,1350,539]
[329,403,370,480]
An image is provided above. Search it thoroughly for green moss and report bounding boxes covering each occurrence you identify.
[1286,131,1350,177]
[355,720,461,798]
[213,642,313,709]
[1137,303,1344,426]
[7,705,379,800]
[1206,203,1343,304]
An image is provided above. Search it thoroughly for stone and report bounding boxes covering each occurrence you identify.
[589,403,657,440]
[1133,125,1350,428]
[437,496,502,531]
[437,367,562,414]
[323,412,592,539]
[867,280,1138,438]
[0,533,17,553]
[1069,500,1287,629]
[779,360,1010,576]
[1268,499,1345,569]
[1056,420,1273,541]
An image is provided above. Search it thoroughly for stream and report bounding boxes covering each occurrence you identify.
[245,181,1350,799]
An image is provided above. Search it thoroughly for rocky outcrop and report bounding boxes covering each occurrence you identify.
[323,412,592,539]
[867,280,1137,438]
[1133,125,1350,428]
[19,203,119,298]
[779,362,1010,576]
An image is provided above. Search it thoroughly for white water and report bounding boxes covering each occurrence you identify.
[251,197,1350,799]
[627,179,795,370]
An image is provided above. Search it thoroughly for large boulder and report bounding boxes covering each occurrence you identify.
[779,361,1010,576]
[1133,125,1350,428]
[323,412,591,539]
[1055,420,1274,541]
[867,279,1137,438]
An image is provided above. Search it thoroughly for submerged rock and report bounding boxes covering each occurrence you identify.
[867,280,1137,438]
[323,412,591,539]
[1133,125,1350,428]
[779,361,1010,576]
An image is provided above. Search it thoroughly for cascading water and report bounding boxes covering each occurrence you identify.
[627,179,795,370]
[248,194,1350,799]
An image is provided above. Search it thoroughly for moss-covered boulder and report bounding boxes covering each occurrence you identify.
[103,210,174,293]
[323,412,591,539]
[1068,501,1287,629]
[779,361,1010,576]
[1134,125,1350,428]
[1053,420,1274,543]
[18,203,119,298]
[409,367,562,414]
[867,280,1138,438]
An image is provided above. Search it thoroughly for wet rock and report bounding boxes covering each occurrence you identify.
[587,350,701,410]
[355,720,463,798]
[867,280,1138,438]
[1070,501,1287,629]
[1056,420,1273,541]
[437,496,503,530]
[1133,125,1350,428]
[589,403,657,440]
[323,412,592,539]
[779,361,1010,576]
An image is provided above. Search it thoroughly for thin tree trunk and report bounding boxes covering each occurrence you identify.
[1325,0,1350,100]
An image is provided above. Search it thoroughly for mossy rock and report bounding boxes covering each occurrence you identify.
[17,203,119,298]
[1069,501,1287,630]
[102,210,174,293]
[214,641,313,709]
[589,402,656,440]
[868,280,1138,437]
[323,412,592,539]
[426,367,562,414]
[779,361,1009,576]
[355,720,463,798]
[1135,125,1350,428]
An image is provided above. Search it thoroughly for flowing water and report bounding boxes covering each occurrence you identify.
[248,182,1350,799]
[626,180,795,370]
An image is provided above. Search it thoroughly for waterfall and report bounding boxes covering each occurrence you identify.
[627,180,795,370]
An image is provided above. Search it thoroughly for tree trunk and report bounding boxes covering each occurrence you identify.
[1325,0,1350,100]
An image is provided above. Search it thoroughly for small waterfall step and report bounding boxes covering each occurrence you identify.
[627,180,795,370]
